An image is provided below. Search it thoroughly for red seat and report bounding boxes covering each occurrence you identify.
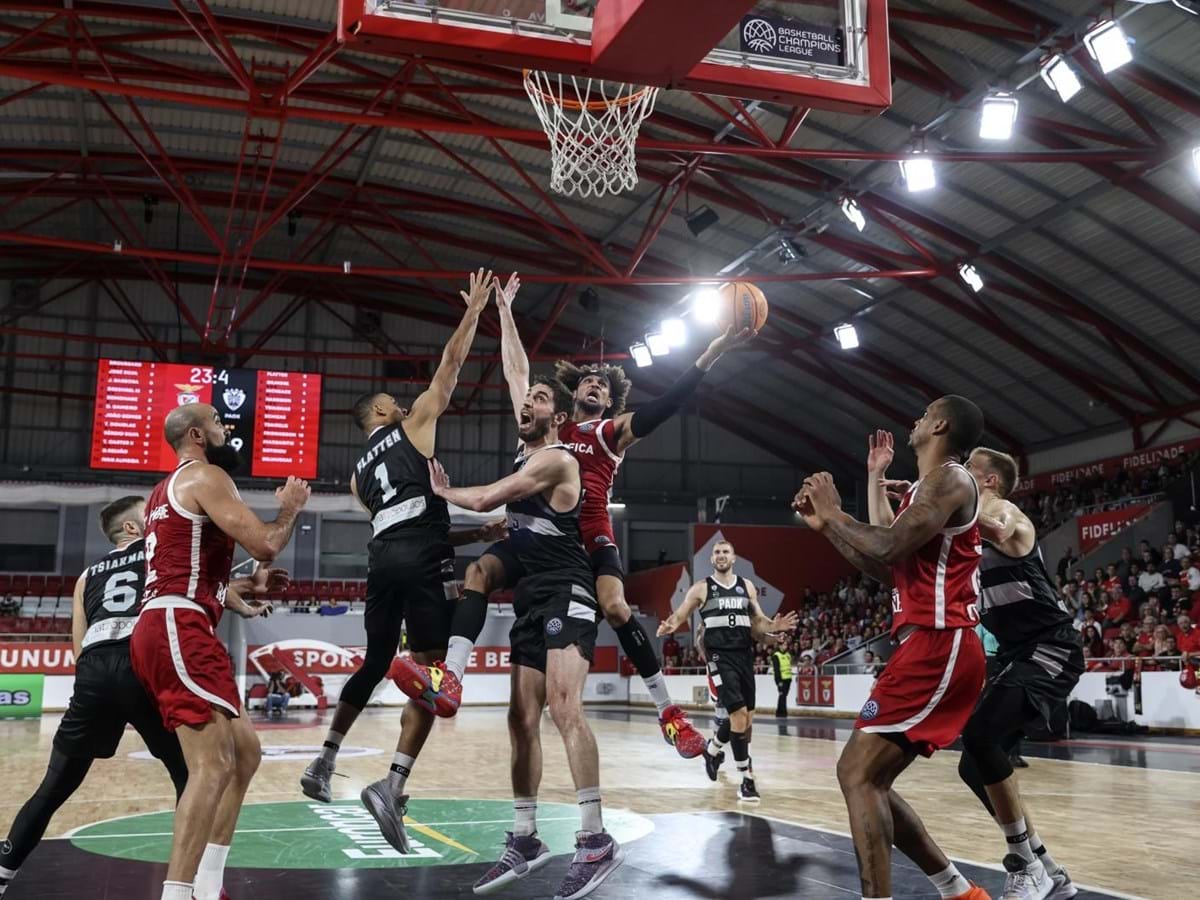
[10,575,30,595]
[26,575,48,596]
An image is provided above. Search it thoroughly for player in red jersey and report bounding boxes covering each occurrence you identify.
[794,396,990,900]
[391,274,752,757]
[130,402,310,900]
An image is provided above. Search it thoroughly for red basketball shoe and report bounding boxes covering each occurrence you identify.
[658,705,706,758]
[387,654,462,718]
[193,891,230,900]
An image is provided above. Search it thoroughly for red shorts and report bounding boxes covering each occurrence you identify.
[130,603,241,731]
[855,627,985,757]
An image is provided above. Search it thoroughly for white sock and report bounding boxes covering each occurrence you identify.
[643,672,672,715]
[445,636,473,681]
[928,862,971,898]
[1,865,17,895]
[388,751,416,798]
[161,882,192,900]
[193,843,230,900]
[1030,832,1061,875]
[1002,816,1035,864]
[513,796,537,837]
[320,730,344,764]
[707,737,726,754]
[577,786,603,835]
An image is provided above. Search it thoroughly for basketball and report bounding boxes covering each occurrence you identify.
[718,282,769,332]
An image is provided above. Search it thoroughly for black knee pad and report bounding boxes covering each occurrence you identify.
[340,642,394,710]
[716,718,731,744]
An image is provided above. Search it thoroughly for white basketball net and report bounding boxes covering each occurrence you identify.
[524,70,660,198]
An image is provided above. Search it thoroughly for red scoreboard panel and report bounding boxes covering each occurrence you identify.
[90,359,321,478]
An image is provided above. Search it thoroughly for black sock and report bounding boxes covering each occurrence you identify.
[452,589,489,641]
[615,618,661,679]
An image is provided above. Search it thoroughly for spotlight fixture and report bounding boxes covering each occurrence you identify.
[661,317,688,348]
[979,92,1018,141]
[645,331,671,357]
[777,238,800,265]
[834,323,859,350]
[1083,20,1132,74]
[693,287,722,324]
[1193,146,1200,177]
[840,196,866,232]
[685,204,720,237]
[1039,55,1082,102]
[899,154,936,193]
[629,342,653,367]
[958,263,984,293]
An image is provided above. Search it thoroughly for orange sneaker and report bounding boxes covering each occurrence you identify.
[387,654,462,718]
[658,705,706,758]
[949,884,992,900]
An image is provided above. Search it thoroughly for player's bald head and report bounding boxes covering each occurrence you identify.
[164,403,214,449]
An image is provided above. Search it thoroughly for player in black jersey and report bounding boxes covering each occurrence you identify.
[959,448,1083,900]
[428,376,622,900]
[657,540,796,802]
[301,270,504,855]
[0,496,186,896]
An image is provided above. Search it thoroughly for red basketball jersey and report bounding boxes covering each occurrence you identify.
[558,418,622,550]
[142,459,236,624]
[890,461,982,634]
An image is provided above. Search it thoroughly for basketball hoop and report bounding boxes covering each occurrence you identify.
[523,70,659,198]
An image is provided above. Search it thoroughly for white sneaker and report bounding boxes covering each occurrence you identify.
[1047,867,1078,900]
[1001,854,1053,900]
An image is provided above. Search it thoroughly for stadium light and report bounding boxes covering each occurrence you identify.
[629,342,653,367]
[1039,55,1082,102]
[958,263,984,293]
[607,502,627,511]
[899,155,936,193]
[693,287,722,324]
[645,331,670,357]
[840,196,866,232]
[1192,146,1200,177]
[661,317,688,348]
[1084,20,1132,74]
[980,93,1018,141]
[834,323,860,350]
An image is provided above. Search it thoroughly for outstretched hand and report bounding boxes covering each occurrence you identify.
[881,478,912,501]
[462,267,494,313]
[495,273,520,310]
[699,325,756,369]
[428,458,451,496]
[867,429,894,475]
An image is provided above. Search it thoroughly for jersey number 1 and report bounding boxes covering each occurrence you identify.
[375,463,398,503]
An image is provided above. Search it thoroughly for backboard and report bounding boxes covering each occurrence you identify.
[339,1,891,114]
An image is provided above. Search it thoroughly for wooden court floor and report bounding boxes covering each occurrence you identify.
[1,705,1195,898]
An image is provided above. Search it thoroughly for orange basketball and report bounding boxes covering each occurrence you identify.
[718,282,768,332]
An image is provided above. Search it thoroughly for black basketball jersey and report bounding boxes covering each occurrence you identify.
[354,423,449,541]
[699,574,753,652]
[980,539,1073,649]
[79,538,145,657]
[504,445,593,580]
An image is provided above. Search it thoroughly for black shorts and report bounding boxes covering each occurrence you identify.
[706,646,756,714]
[509,573,600,672]
[483,540,624,585]
[986,627,1084,731]
[54,645,185,768]
[366,534,456,653]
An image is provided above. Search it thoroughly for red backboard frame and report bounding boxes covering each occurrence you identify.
[338,0,891,114]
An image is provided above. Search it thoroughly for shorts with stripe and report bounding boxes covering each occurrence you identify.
[509,571,599,672]
[706,648,756,715]
[130,601,240,731]
[988,626,1084,730]
[855,626,985,757]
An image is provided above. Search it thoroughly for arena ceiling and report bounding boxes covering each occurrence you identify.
[1,0,1199,477]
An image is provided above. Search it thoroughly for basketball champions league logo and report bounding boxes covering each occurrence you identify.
[742,19,777,54]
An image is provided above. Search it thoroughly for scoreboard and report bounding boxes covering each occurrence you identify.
[90,359,321,478]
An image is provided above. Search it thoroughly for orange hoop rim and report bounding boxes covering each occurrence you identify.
[523,69,657,113]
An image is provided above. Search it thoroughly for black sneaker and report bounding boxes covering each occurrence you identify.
[703,747,725,782]
[737,778,760,803]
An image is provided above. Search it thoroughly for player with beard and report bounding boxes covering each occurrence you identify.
[391,274,754,759]
[302,270,496,855]
[794,397,990,900]
[130,403,310,900]
[428,376,621,900]
[656,539,797,801]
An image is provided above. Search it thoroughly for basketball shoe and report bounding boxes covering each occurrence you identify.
[554,832,623,900]
[1047,867,1078,899]
[388,654,461,718]
[1001,853,1053,900]
[737,778,760,803]
[703,746,725,782]
[473,832,551,895]
[361,779,410,854]
[948,885,992,900]
[658,705,705,758]
[300,756,335,803]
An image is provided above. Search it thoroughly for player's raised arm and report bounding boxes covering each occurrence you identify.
[406,268,493,434]
[494,273,530,424]
[427,450,569,513]
[747,585,798,643]
[610,325,754,452]
[794,487,893,586]
[192,467,310,562]
[657,581,705,637]
[866,430,896,527]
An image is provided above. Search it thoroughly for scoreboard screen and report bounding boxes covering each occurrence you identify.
[90,359,321,478]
